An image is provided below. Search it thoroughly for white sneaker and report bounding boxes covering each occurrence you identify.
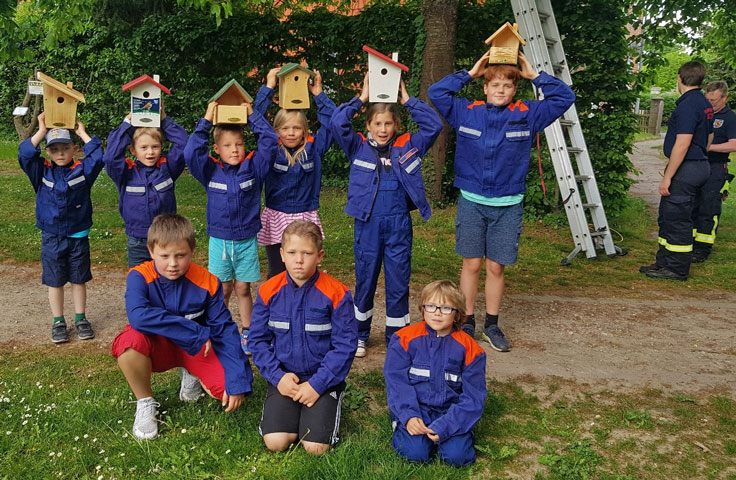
[355,340,367,358]
[179,368,203,402]
[133,397,160,440]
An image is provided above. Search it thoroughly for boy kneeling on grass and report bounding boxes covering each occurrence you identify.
[249,221,357,455]
[111,214,253,440]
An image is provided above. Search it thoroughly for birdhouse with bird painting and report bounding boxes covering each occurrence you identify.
[362,45,409,103]
[122,74,170,127]
[485,22,526,65]
[209,79,253,125]
[36,72,86,129]
[277,64,315,109]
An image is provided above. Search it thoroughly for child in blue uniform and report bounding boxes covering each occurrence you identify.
[249,221,357,455]
[184,102,278,355]
[428,51,575,352]
[254,67,336,278]
[330,75,442,357]
[18,113,104,344]
[112,214,253,440]
[104,104,189,267]
[384,280,487,467]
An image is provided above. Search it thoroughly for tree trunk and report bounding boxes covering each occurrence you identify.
[13,84,42,141]
[419,0,459,202]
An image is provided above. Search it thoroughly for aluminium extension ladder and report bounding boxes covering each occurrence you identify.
[510,0,625,264]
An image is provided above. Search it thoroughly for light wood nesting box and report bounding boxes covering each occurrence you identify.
[209,79,253,125]
[484,22,526,65]
[277,64,315,109]
[362,45,409,103]
[122,74,171,128]
[36,72,86,129]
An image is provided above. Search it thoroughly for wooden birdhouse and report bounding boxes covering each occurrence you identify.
[209,79,253,125]
[277,64,315,109]
[36,72,86,129]
[122,74,171,128]
[362,45,409,103]
[484,22,526,65]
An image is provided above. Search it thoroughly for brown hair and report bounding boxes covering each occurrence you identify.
[484,64,522,86]
[147,214,196,251]
[273,109,309,166]
[213,124,244,144]
[705,81,728,97]
[678,61,706,87]
[282,220,323,251]
[132,127,163,147]
[365,103,402,132]
[418,280,466,330]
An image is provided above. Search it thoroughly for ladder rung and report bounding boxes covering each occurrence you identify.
[546,38,557,47]
[559,119,575,127]
[583,203,600,209]
[575,174,592,181]
[553,62,566,71]
[568,147,583,154]
[590,230,609,237]
[538,11,550,21]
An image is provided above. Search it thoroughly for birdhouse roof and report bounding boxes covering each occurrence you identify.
[362,45,409,73]
[278,63,315,78]
[484,22,526,46]
[36,72,86,103]
[208,79,253,103]
[122,75,171,94]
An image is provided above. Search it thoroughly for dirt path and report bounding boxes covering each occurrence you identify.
[2,137,734,393]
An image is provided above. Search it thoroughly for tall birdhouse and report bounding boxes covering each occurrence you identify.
[36,72,86,129]
[209,79,254,125]
[485,22,526,65]
[362,45,409,103]
[277,64,315,109]
[122,74,171,128]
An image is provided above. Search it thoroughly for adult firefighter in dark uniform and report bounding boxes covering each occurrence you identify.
[691,81,736,262]
[640,61,714,281]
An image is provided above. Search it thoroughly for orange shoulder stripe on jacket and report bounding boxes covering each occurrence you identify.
[258,272,288,305]
[156,156,168,167]
[508,100,529,112]
[358,132,367,141]
[130,260,159,284]
[392,132,411,148]
[467,100,485,109]
[44,159,52,167]
[396,321,428,352]
[69,160,82,170]
[125,158,136,169]
[314,272,348,309]
[185,263,220,296]
[306,134,315,143]
[246,151,254,160]
[451,330,486,366]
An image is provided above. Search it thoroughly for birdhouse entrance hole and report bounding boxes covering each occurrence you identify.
[294,75,299,82]
[143,91,150,98]
[381,68,388,75]
[57,97,65,103]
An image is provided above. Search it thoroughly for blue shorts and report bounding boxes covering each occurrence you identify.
[126,235,151,268]
[41,232,92,287]
[208,236,260,283]
[455,195,523,265]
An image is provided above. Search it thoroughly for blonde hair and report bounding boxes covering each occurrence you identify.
[274,109,309,166]
[282,220,323,251]
[418,280,466,330]
[213,124,244,144]
[147,214,196,251]
[132,127,163,147]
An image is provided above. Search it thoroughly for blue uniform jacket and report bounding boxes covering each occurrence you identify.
[330,96,442,222]
[428,69,575,197]
[663,89,714,161]
[249,270,357,395]
[184,111,278,240]
[125,260,253,395]
[18,137,104,236]
[254,85,336,213]
[384,321,487,441]
[104,117,189,238]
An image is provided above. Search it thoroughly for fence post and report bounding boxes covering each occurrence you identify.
[648,97,664,135]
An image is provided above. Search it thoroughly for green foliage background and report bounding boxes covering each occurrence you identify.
[1,0,638,215]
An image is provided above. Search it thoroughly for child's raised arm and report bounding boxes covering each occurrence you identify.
[75,118,104,183]
[30,112,48,148]
[184,102,218,186]
[399,80,443,155]
[310,70,338,158]
[104,115,134,185]
[254,67,281,116]
[160,116,190,180]
[329,73,369,158]
[247,105,279,180]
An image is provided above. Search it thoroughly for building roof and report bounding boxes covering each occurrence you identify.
[36,72,86,103]
[362,45,409,72]
[485,22,526,45]
[278,63,316,78]
[122,74,171,94]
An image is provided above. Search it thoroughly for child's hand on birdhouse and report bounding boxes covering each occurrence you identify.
[309,70,323,96]
[243,103,253,118]
[266,67,280,90]
[37,112,48,133]
[30,113,48,148]
[125,112,133,123]
[359,72,370,103]
[469,51,491,79]
[205,102,217,123]
[399,80,410,105]
[517,52,540,80]
[160,96,166,119]
[75,119,93,144]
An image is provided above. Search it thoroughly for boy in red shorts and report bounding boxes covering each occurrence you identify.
[111,214,253,440]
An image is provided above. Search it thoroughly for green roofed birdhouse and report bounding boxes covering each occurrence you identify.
[485,22,526,65]
[278,64,315,109]
[209,79,253,125]
[362,45,409,103]
[122,74,170,128]
[36,72,86,129]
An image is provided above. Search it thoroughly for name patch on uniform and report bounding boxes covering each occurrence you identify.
[398,147,418,165]
[506,130,530,139]
[353,159,376,170]
[714,119,724,129]
[458,126,481,137]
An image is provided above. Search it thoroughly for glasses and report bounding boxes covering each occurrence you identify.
[422,304,458,315]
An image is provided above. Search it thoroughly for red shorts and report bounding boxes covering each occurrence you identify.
[111,324,226,399]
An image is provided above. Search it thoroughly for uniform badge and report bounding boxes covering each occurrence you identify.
[713,119,724,129]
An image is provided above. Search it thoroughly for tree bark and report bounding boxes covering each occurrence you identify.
[419,0,459,202]
[13,84,42,141]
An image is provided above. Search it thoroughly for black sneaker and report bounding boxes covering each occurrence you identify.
[461,322,475,338]
[482,325,510,352]
[51,323,69,344]
[691,252,709,264]
[639,263,661,274]
[74,319,95,340]
[645,267,687,281]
